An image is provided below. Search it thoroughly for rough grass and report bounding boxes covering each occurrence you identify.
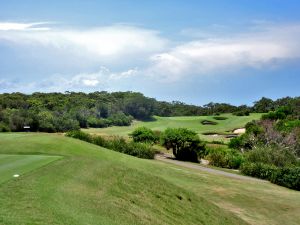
[83,113,262,142]
[0,133,299,225]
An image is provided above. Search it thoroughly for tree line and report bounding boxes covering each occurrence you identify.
[0,91,299,132]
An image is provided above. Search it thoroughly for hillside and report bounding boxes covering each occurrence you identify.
[0,133,299,224]
[84,113,263,142]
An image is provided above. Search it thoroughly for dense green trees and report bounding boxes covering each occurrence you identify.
[0,92,299,132]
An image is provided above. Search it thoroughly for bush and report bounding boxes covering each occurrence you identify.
[241,162,277,179]
[241,163,300,190]
[126,142,155,159]
[66,130,155,159]
[0,122,10,132]
[233,110,250,116]
[130,127,159,144]
[270,167,300,190]
[161,128,205,162]
[65,130,93,142]
[206,147,244,169]
[245,146,297,167]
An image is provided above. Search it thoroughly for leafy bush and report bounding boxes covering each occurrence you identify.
[233,110,250,116]
[65,130,93,142]
[66,130,155,159]
[241,162,277,179]
[161,128,205,162]
[241,163,300,190]
[206,147,244,169]
[270,167,300,190]
[0,122,10,132]
[245,146,297,167]
[130,127,159,144]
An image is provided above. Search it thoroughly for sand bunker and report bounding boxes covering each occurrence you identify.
[233,128,246,134]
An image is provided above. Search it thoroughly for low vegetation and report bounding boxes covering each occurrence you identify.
[66,130,155,159]
[228,106,300,190]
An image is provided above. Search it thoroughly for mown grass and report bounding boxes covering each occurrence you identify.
[0,133,299,225]
[83,113,262,142]
[0,154,62,184]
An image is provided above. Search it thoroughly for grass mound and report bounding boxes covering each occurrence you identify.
[0,133,299,224]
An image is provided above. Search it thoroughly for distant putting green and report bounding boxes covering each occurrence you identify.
[83,113,263,142]
[0,154,62,184]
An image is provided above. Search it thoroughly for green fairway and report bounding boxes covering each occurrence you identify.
[0,154,62,184]
[83,113,263,142]
[0,133,299,225]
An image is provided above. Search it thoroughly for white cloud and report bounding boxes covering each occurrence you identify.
[0,23,167,60]
[0,22,51,31]
[1,22,300,87]
[148,24,300,81]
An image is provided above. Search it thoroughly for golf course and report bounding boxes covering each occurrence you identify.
[83,113,263,142]
[0,132,299,225]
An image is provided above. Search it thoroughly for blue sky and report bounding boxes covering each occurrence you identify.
[0,0,300,105]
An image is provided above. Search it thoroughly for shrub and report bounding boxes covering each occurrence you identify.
[270,167,300,190]
[228,136,244,149]
[161,128,205,162]
[65,130,93,142]
[66,130,155,159]
[0,122,10,132]
[241,163,300,190]
[245,146,297,167]
[130,127,159,144]
[126,142,155,159]
[206,147,244,169]
[233,110,250,116]
[241,162,277,179]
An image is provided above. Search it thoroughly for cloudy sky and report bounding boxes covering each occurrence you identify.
[0,0,300,105]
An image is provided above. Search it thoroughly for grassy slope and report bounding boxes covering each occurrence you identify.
[83,113,262,142]
[0,154,62,184]
[0,133,299,225]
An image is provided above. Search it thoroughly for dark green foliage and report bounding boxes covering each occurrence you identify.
[206,147,244,169]
[253,97,274,113]
[160,128,205,162]
[270,167,300,190]
[201,120,218,125]
[130,127,159,144]
[233,110,250,116]
[276,119,300,132]
[241,163,300,190]
[65,130,155,159]
[212,116,228,120]
[65,130,93,142]
[0,122,10,132]
[228,136,244,149]
[241,163,277,180]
